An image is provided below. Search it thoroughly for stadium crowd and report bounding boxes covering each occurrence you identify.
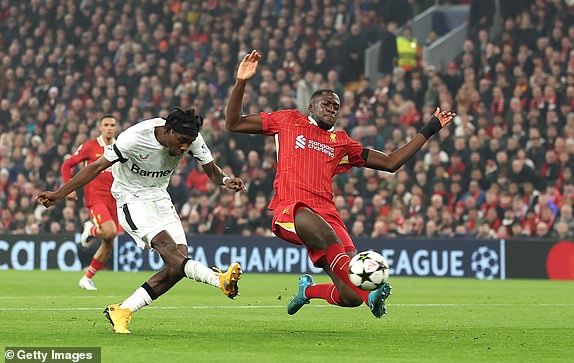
[1,0,574,240]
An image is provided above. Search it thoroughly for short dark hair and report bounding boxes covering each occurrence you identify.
[164,107,203,137]
[310,88,337,101]
[99,114,116,123]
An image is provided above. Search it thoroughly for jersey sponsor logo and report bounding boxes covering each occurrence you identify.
[308,139,334,158]
[295,135,306,149]
[130,163,173,178]
[294,134,334,158]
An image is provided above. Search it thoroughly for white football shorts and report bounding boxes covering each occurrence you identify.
[118,197,187,249]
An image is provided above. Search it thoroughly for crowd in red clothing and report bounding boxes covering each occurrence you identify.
[1,0,574,240]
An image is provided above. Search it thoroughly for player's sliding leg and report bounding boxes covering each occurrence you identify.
[367,282,392,318]
[288,258,363,314]
[287,274,315,315]
[288,267,392,318]
[319,258,392,318]
[291,207,391,317]
[318,258,392,318]
[293,208,370,300]
[79,220,117,290]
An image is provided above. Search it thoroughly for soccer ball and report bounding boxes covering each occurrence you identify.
[348,251,390,291]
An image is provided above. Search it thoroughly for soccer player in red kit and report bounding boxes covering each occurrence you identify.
[61,115,121,290]
[226,50,455,318]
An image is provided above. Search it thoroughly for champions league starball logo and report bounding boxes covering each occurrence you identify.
[471,246,500,280]
[118,241,143,272]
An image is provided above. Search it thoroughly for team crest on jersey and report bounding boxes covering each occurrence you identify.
[330,133,337,143]
[139,153,150,160]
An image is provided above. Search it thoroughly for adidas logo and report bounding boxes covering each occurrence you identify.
[295,135,306,149]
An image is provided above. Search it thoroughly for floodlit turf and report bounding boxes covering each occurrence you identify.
[0,270,573,362]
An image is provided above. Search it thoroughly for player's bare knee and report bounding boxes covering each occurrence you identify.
[99,224,117,240]
[150,238,167,253]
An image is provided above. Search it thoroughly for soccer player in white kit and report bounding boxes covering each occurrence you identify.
[37,108,245,334]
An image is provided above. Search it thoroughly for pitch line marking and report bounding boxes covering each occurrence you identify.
[0,303,573,311]
[0,296,121,299]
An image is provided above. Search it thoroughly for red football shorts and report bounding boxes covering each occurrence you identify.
[271,201,356,266]
[88,194,123,233]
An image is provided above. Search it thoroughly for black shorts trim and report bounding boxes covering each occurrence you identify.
[122,204,138,230]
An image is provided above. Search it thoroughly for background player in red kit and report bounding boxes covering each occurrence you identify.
[226,50,455,318]
[61,114,121,290]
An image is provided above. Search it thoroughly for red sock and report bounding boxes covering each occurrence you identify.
[306,284,343,305]
[89,225,98,237]
[85,258,105,278]
[325,244,370,304]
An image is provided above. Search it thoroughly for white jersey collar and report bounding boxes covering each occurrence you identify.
[308,115,334,132]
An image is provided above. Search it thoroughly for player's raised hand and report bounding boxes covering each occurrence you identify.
[224,177,247,192]
[236,50,261,81]
[35,191,61,208]
[433,107,456,127]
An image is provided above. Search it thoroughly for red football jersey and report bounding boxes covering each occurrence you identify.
[261,110,366,210]
[61,136,113,207]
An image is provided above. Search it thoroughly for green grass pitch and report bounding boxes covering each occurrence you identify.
[0,270,573,362]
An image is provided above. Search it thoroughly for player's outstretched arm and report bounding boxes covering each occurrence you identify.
[201,161,246,192]
[36,157,113,208]
[226,50,264,134]
[364,107,455,172]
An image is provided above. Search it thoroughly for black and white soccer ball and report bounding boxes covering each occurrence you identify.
[348,251,390,291]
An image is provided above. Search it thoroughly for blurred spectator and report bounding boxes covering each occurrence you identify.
[468,0,496,38]
[396,27,419,73]
[1,0,574,242]
[377,21,398,75]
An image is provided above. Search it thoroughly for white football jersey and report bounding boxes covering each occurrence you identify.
[103,118,213,205]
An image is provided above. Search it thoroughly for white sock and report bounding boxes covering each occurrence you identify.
[121,287,153,313]
[184,259,219,287]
